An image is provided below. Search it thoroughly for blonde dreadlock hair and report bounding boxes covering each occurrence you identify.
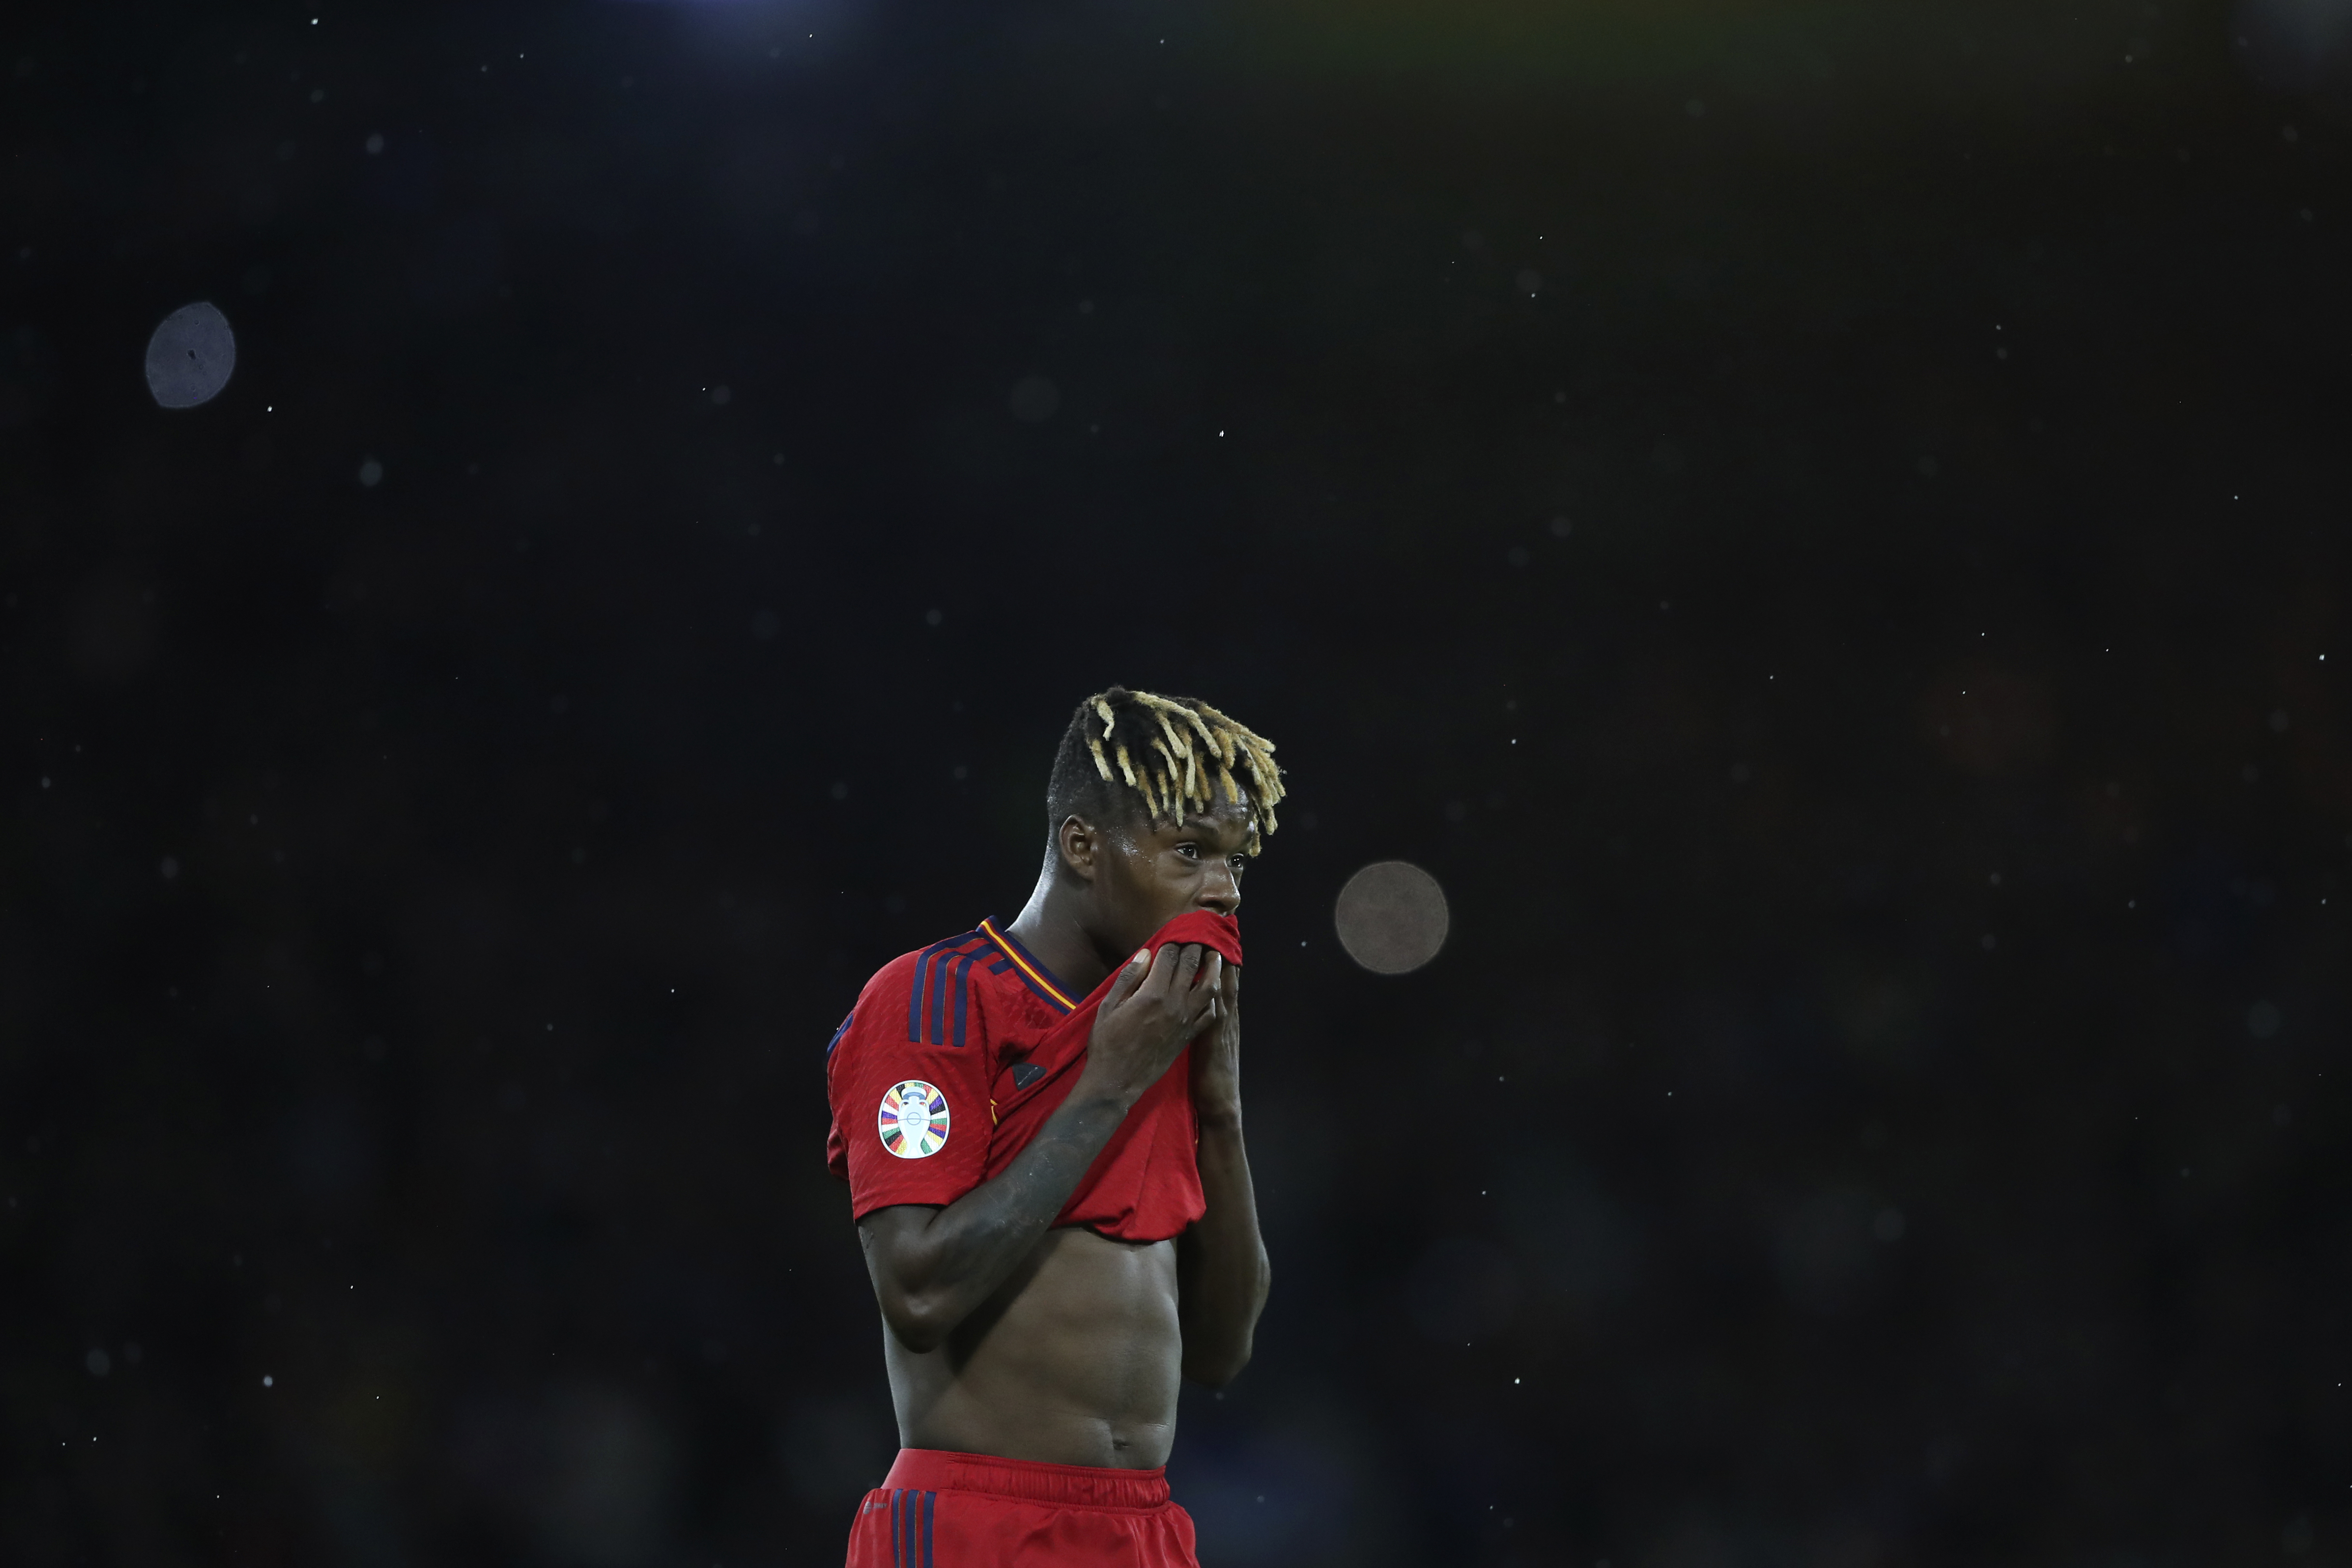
[1045,685,1285,855]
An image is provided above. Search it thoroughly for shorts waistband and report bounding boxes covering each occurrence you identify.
[882,1448,1170,1510]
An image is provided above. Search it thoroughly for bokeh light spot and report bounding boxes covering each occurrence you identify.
[144,302,235,408]
[1333,860,1449,974]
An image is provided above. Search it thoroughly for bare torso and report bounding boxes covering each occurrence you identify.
[879,1226,1183,1468]
[854,902,1267,1472]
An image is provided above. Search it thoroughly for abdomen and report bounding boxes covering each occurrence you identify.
[884,1227,1183,1468]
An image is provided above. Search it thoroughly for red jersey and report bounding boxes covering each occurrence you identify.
[824,912,1242,1243]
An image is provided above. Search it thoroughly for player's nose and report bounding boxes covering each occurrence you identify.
[1197,862,1241,915]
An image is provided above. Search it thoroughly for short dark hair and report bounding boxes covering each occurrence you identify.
[1043,686,1285,855]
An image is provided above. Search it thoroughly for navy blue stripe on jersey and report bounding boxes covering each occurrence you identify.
[921,1490,936,1567]
[905,932,982,1044]
[903,927,1049,1046]
[825,1012,855,1057]
[932,940,993,1045]
[904,938,960,1042]
[927,947,956,1046]
[950,949,985,1049]
[907,935,969,1041]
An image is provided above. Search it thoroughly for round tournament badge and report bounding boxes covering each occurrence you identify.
[878,1080,950,1159]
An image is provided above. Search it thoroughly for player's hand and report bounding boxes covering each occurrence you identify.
[1189,963,1242,1125]
[1081,942,1224,1107]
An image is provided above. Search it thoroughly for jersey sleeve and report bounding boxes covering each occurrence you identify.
[824,950,1001,1220]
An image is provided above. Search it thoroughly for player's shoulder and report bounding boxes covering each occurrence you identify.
[842,922,1030,1052]
[855,926,990,1000]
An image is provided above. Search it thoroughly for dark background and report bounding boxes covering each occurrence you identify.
[6,0,2352,1563]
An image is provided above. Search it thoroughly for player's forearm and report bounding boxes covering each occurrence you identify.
[872,1086,1135,1350]
[1177,1112,1270,1387]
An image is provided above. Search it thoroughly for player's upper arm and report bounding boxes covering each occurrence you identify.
[855,1203,959,1349]
[826,954,997,1220]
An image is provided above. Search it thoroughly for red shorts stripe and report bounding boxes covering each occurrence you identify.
[845,1450,1198,1567]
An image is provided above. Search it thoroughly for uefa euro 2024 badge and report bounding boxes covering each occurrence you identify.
[879,1080,949,1159]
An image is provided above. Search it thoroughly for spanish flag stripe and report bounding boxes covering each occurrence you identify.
[977,918,1076,1012]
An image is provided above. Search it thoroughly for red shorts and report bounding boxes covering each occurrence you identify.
[844,1449,1200,1568]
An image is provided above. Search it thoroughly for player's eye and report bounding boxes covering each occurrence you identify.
[1176,842,1200,859]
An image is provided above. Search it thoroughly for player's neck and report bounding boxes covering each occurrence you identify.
[1003,879,1114,999]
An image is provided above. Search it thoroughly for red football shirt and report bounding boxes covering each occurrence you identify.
[824,912,1242,1243]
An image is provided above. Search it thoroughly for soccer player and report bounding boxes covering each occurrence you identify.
[823,686,1283,1566]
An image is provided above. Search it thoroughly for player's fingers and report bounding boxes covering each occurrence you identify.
[1173,943,1205,999]
[1197,952,1223,998]
[1205,963,1239,1029]
[1134,941,1180,999]
[1104,947,1153,1010]
[1180,955,1220,1026]
[1183,953,1223,1026]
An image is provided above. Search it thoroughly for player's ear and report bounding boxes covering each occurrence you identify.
[1056,814,1099,882]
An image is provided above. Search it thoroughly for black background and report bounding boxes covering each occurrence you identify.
[7,0,2352,1563]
